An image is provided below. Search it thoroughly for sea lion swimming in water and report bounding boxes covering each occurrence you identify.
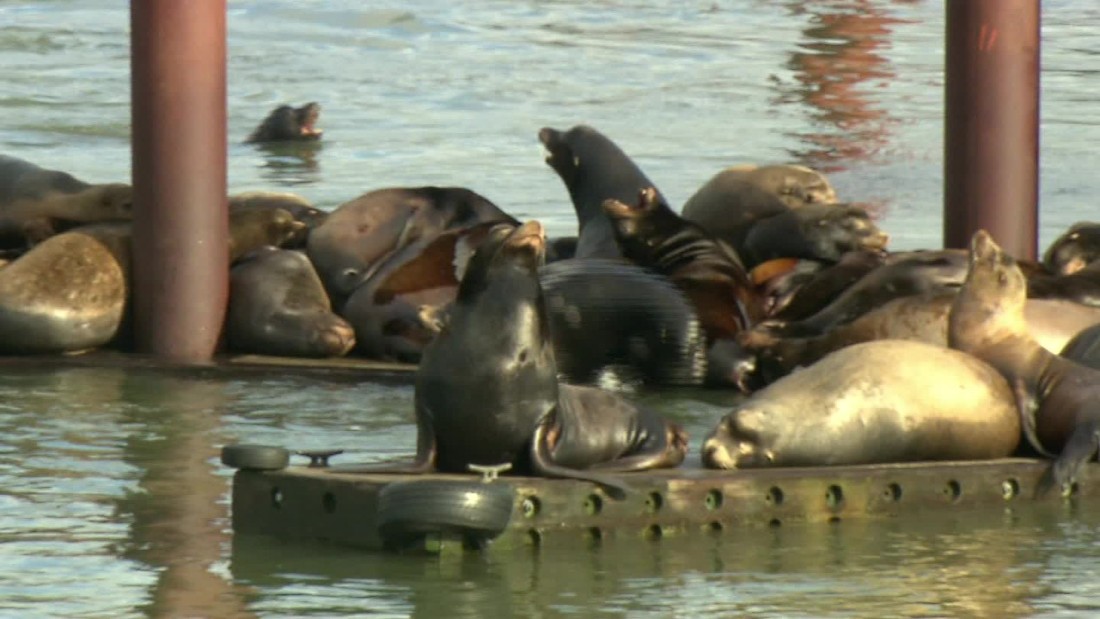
[245,102,323,143]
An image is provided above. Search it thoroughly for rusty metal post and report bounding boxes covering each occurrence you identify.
[131,1,228,362]
[944,0,1040,260]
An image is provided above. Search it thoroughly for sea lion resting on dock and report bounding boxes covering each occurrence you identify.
[949,230,1100,493]
[701,339,1020,469]
[357,220,688,497]
[0,154,132,248]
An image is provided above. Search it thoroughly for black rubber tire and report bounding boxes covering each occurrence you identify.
[221,444,291,471]
[376,480,515,548]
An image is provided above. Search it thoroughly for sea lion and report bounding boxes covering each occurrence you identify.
[539,125,667,259]
[306,186,516,306]
[1060,323,1100,370]
[602,187,764,339]
[767,250,886,321]
[0,154,132,248]
[340,222,501,362]
[244,102,323,143]
[680,170,792,253]
[356,221,688,496]
[1027,259,1100,307]
[701,340,1020,469]
[740,202,889,268]
[721,163,839,207]
[0,227,129,353]
[738,289,1100,391]
[949,230,1100,491]
[539,258,708,387]
[227,207,308,263]
[763,249,969,338]
[229,191,328,248]
[226,247,355,358]
[1042,222,1100,276]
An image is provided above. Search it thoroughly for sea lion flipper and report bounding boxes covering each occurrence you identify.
[586,422,688,472]
[530,422,632,500]
[1045,420,1100,496]
[1013,378,1055,458]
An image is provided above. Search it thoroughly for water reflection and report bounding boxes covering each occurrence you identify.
[113,374,256,618]
[779,0,915,174]
[252,141,324,187]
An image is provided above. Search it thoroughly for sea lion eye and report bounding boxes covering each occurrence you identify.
[997,272,1008,285]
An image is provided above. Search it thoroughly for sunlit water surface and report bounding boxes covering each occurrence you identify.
[2,1,1100,617]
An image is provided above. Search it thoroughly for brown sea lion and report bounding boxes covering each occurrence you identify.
[228,191,327,248]
[226,247,355,358]
[0,154,132,248]
[539,125,668,259]
[1061,323,1100,370]
[602,187,764,339]
[1042,222,1100,276]
[305,186,516,306]
[701,340,1020,469]
[340,222,501,362]
[767,250,886,320]
[719,163,839,208]
[1027,259,1100,307]
[244,102,323,143]
[348,221,688,497]
[0,227,129,353]
[681,171,791,255]
[227,207,308,263]
[949,230,1100,492]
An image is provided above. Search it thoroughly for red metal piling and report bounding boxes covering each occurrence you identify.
[944,0,1041,260]
[131,1,229,362]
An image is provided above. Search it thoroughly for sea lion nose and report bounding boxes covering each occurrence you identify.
[701,437,734,469]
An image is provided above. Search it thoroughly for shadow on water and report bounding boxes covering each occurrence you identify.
[251,141,324,187]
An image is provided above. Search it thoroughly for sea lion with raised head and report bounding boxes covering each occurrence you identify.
[539,125,667,259]
[949,230,1100,492]
[351,221,688,497]
[245,102,323,143]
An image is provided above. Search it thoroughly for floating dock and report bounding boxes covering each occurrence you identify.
[229,457,1097,553]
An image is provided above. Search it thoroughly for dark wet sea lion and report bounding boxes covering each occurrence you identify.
[0,154,132,248]
[1027,260,1100,307]
[340,222,501,362]
[0,228,129,353]
[358,221,688,496]
[602,187,764,339]
[229,191,328,248]
[306,186,516,305]
[949,230,1100,492]
[539,125,667,259]
[740,202,889,268]
[768,250,886,321]
[701,340,1020,469]
[545,235,577,263]
[764,249,969,338]
[245,102,323,143]
[1042,222,1100,276]
[539,258,707,387]
[226,247,355,358]
[1060,323,1100,370]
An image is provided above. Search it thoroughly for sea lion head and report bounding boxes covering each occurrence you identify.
[949,230,1028,349]
[538,126,578,185]
[1042,221,1100,276]
[246,102,323,143]
[701,407,776,469]
[93,183,134,220]
[801,203,889,260]
[456,220,545,303]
